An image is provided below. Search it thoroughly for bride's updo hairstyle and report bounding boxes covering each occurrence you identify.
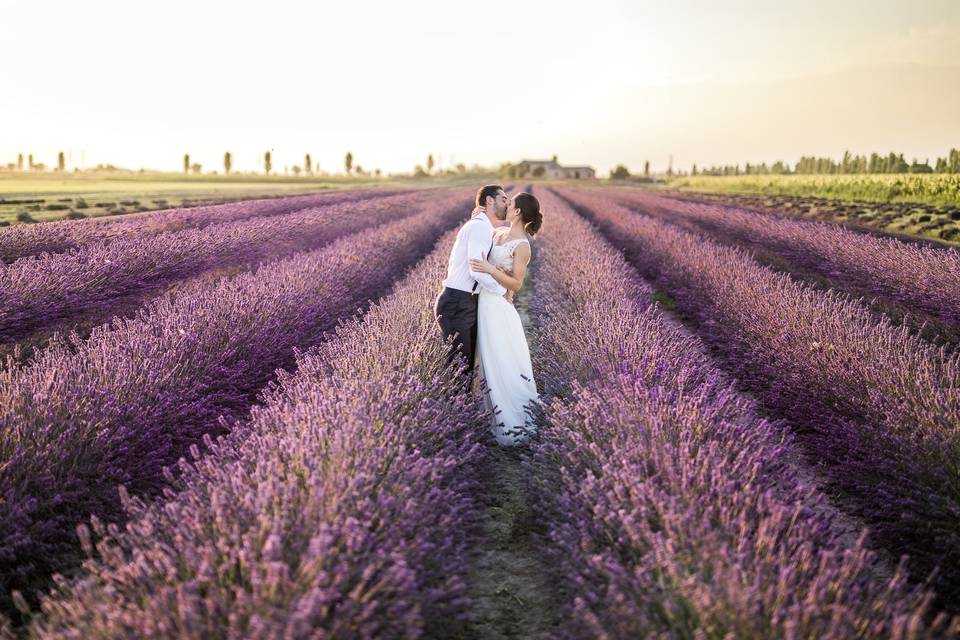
[514,192,543,236]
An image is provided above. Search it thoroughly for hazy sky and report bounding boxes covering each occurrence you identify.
[3,0,959,175]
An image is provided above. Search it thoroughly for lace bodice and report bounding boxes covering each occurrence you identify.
[488,230,529,272]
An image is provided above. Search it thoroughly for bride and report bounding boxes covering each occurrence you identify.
[469,191,543,446]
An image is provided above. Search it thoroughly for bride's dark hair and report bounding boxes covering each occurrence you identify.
[514,192,543,236]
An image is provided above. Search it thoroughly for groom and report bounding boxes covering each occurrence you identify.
[435,184,509,386]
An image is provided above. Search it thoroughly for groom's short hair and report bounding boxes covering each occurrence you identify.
[476,184,504,208]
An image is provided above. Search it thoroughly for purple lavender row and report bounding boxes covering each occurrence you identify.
[553,185,960,611]
[0,190,472,617]
[0,188,405,264]
[0,189,440,346]
[18,231,487,639]
[606,187,960,337]
[526,187,956,637]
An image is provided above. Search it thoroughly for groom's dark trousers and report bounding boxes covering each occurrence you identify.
[434,287,478,388]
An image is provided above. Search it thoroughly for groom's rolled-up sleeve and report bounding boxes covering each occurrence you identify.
[467,223,507,295]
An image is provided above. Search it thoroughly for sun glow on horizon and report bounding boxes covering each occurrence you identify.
[2,0,959,176]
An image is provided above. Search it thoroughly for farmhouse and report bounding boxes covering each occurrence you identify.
[515,159,596,179]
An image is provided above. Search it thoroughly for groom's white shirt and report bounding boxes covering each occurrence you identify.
[442,212,507,296]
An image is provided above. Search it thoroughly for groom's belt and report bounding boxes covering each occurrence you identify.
[440,286,479,299]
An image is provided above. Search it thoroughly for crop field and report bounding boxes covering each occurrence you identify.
[656,174,960,244]
[666,173,960,206]
[2,185,960,638]
[0,173,424,225]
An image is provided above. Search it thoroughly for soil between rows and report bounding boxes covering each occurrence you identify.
[461,275,564,639]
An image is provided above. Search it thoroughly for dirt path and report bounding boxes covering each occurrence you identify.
[461,281,563,639]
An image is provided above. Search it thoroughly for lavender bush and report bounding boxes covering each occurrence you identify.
[554,185,960,611]
[0,192,471,616]
[526,187,957,638]
[17,230,487,638]
[0,189,445,346]
[607,187,960,339]
[0,188,404,264]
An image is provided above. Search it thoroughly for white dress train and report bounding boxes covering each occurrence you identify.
[475,232,539,446]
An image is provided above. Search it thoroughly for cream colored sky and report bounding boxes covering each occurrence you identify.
[2,0,959,176]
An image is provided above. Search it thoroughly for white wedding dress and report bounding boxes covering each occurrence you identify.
[475,230,539,446]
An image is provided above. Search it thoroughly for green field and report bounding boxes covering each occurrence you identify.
[664,173,960,206]
[635,173,960,244]
[0,172,486,225]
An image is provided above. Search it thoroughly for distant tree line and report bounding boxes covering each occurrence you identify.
[693,148,960,176]
[607,161,653,181]
[3,151,67,172]
[175,151,369,176]
[3,150,376,176]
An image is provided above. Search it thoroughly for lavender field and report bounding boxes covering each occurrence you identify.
[2,184,960,639]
